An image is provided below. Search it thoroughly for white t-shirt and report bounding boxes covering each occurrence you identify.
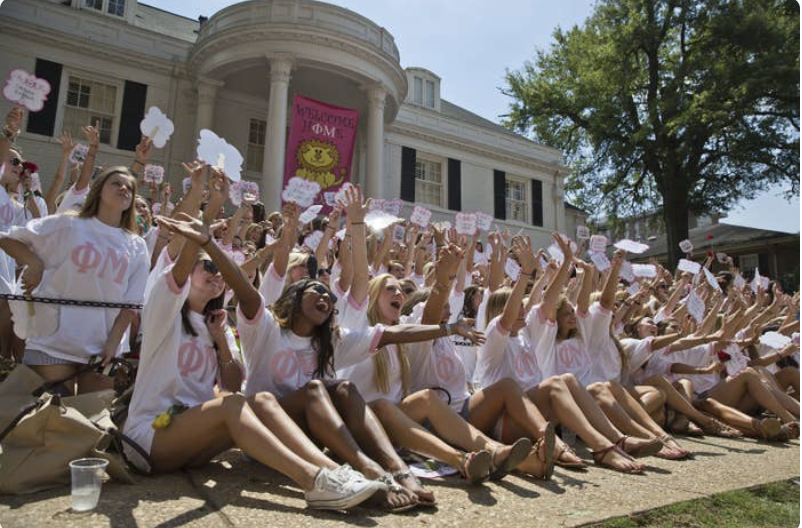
[124,265,241,463]
[642,343,720,395]
[617,336,656,385]
[527,304,597,387]
[238,296,384,398]
[0,185,26,286]
[56,184,89,214]
[258,262,287,306]
[6,215,149,362]
[338,345,406,404]
[476,316,542,392]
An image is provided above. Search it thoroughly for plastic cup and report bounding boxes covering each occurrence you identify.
[69,458,109,512]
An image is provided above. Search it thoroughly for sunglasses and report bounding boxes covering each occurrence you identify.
[201,260,220,275]
[9,158,22,167]
[304,283,337,304]
[318,268,332,277]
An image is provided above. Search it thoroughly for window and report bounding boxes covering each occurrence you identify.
[62,75,118,145]
[83,0,126,17]
[425,80,435,108]
[246,118,266,173]
[414,77,423,105]
[107,0,125,17]
[505,177,529,223]
[415,158,442,207]
[740,254,759,275]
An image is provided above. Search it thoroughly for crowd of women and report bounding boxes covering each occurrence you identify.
[0,106,798,512]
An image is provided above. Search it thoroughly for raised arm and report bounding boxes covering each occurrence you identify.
[45,131,75,214]
[272,201,301,278]
[499,236,537,330]
[540,233,574,321]
[421,244,462,325]
[378,318,485,348]
[74,122,100,193]
[575,259,595,314]
[487,233,506,292]
[600,249,625,311]
[130,135,153,176]
[341,185,369,305]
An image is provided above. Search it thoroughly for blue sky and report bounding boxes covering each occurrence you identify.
[144,0,800,234]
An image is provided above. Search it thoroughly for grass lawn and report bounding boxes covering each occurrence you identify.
[590,480,799,528]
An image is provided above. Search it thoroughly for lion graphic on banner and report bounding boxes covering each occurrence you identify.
[294,138,346,189]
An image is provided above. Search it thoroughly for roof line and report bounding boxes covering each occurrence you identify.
[138,2,200,24]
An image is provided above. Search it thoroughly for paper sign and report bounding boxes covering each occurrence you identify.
[365,210,400,232]
[703,267,722,292]
[393,225,405,243]
[716,252,728,264]
[182,177,192,196]
[335,228,346,241]
[323,192,337,207]
[678,259,701,275]
[619,261,635,283]
[29,172,41,192]
[69,143,89,166]
[632,264,658,278]
[759,331,792,350]
[303,230,324,251]
[792,333,799,346]
[590,251,611,271]
[196,129,244,182]
[241,181,260,203]
[383,199,404,216]
[504,258,521,281]
[139,107,174,149]
[475,212,493,231]
[299,205,323,225]
[751,268,765,293]
[143,164,164,185]
[686,291,705,324]
[589,235,608,253]
[614,239,650,254]
[410,206,432,228]
[732,273,746,289]
[2,69,50,112]
[282,177,321,209]
[626,282,641,296]
[576,226,590,240]
[539,255,549,271]
[654,308,667,324]
[722,344,749,377]
[264,233,276,246]
[547,243,564,264]
[229,181,243,207]
[455,213,477,236]
[369,198,385,212]
[679,239,693,254]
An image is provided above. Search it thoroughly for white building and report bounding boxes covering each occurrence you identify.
[0,0,573,248]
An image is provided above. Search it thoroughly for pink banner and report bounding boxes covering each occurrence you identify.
[283,95,359,211]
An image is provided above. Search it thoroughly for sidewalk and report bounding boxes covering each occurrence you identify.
[0,436,798,528]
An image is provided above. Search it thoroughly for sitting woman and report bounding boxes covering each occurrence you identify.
[124,212,379,511]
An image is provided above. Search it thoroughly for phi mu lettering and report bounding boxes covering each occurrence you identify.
[178,339,217,380]
[71,241,129,285]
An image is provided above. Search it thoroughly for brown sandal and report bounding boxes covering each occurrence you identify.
[459,450,492,485]
[616,435,663,458]
[554,443,586,469]
[701,419,743,439]
[592,444,643,474]
[751,417,783,440]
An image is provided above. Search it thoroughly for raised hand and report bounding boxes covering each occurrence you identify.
[205,309,228,342]
[512,236,537,276]
[552,232,574,263]
[5,107,23,136]
[339,184,369,224]
[183,160,208,193]
[434,244,463,284]
[82,120,100,149]
[156,213,211,246]
[135,135,153,165]
[208,168,229,204]
[59,130,75,154]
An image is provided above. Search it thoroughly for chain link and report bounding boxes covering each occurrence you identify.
[0,294,142,310]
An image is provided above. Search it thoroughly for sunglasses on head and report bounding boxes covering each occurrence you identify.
[201,260,220,275]
[304,283,337,304]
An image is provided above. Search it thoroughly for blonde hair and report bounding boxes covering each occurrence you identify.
[556,294,580,341]
[77,166,138,233]
[367,274,410,396]
[485,287,513,328]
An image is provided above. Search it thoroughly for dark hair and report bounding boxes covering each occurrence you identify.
[462,285,483,319]
[180,259,226,339]
[251,202,266,224]
[270,279,337,378]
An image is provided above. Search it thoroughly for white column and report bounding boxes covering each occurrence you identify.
[263,57,293,212]
[194,78,223,137]
[364,83,387,200]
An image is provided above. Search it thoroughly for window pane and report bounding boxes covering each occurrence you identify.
[107,0,125,16]
[415,159,442,206]
[85,0,102,10]
[425,80,435,108]
[414,77,423,104]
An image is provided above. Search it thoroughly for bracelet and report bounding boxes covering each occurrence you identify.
[350,222,365,226]
[440,323,455,336]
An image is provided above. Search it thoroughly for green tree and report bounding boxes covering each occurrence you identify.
[504,0,799,266]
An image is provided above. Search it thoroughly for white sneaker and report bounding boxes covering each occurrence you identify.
[305,466,379,511]
[332,464,387,492]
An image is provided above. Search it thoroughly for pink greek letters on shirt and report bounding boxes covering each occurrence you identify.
[99,248,129,285]
[298,352,318,378]
[71,241,103,273]
[557,341,580,369]
[435,353,457,383]
[271,350,299,384]
[178,340,217,379]
[514,349,537,378]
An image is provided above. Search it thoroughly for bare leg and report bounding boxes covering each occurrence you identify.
[587,381,654,438]
[696,397,766,434]
[29,363,77,395]
[646,375,723,430]
[707,368,797,423]
[150,394,319,490]
[776,367,800,399]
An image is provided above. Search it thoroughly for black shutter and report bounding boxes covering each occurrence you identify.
[531,179,543,227]
[493,169,506,220]
[26,59,62,137]
[400,146,416,202]
[447,158,461,210]
[758,253,770,277]
[116,80,148,151]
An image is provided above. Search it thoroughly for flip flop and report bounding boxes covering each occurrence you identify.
[489,437,534,481]
[459,450,492,485]
[391,470,436,508]
[592,444,643,474]
[375,474,418,513]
